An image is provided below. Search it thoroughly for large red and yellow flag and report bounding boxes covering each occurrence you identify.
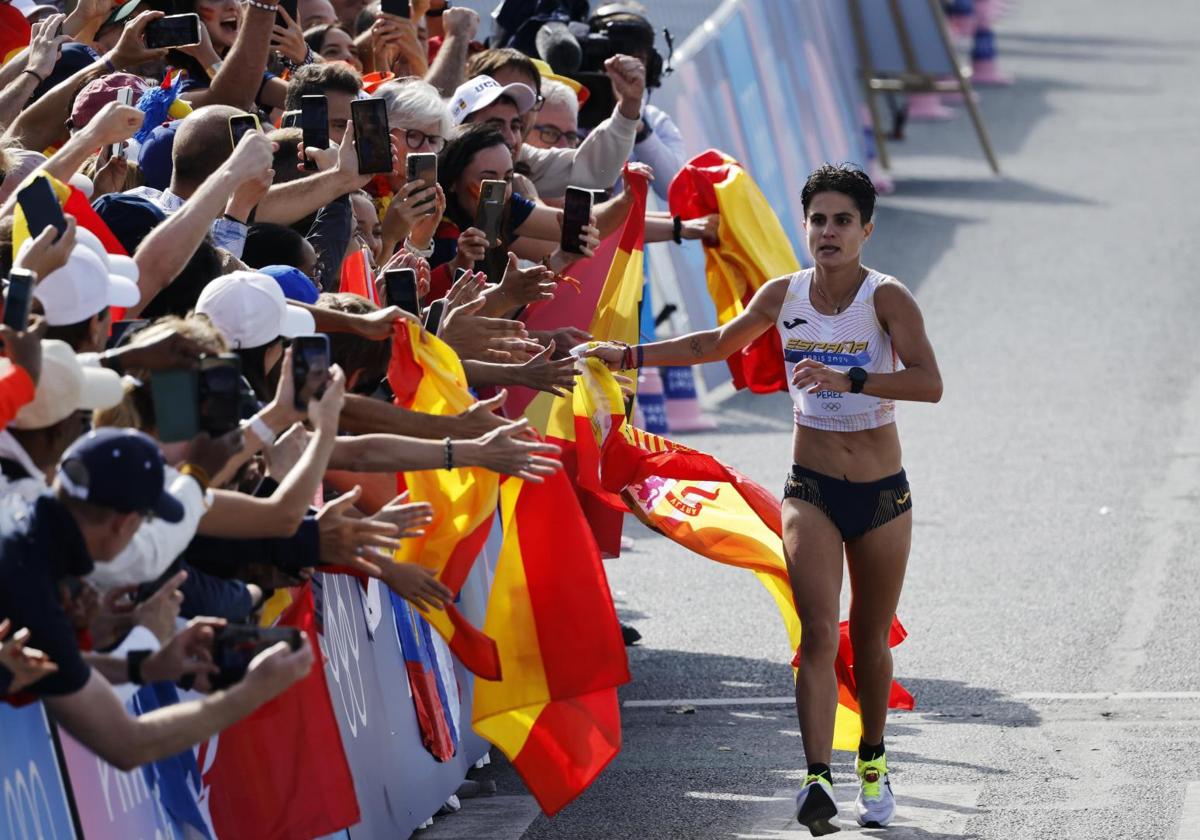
[473,470,629,815]
[521,166,649,555]
[384,320,502,678]
[669,150,798,393]
[574,359,914,749]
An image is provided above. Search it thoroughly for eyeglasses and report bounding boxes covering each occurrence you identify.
[532,124,581,148]
[398,128,446,153]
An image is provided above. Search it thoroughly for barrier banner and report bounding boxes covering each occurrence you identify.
[0,701,77,840]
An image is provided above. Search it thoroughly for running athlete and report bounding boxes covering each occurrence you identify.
[583,164,942,835]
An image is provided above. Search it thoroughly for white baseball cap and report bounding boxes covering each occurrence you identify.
[29,245,141,326]
[74,226,139,284]
[196,271,316,349]
[10,340,124,430]
[450,75,538,126]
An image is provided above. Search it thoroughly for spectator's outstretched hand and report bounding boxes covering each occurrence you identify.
[497,252,556,308]
[271,5,308,65]
[87,100,144,146]
[110,10,170,69]
[14,215,77,280]
[441,5,478,40]
[453,226,489,270]
[440,296,535,362]
[132,570,187,643]
[0,315,47,384]
[315,485,402,577]
[184,428,245,485]
[379,562,452,612]
[143,617,224,690]
[0,619,58,693]
[369,492,434,538]
[244,631,314,699]
[682,213,721,246]
[453,389,511,438]
[605,54,647,120]
[471,418,562,482]
[516,341,577,396]
[26,14,66,80]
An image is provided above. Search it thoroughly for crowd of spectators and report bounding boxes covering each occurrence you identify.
[0,0,720,785]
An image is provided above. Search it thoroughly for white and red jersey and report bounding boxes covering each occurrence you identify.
[777,268,899,432]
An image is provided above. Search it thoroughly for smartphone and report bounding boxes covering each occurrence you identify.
[143,13,201,49]
[111,87,134,159]
[228,113,262,150]
[198,354,242,436]
[3,270,35,330]
[560,186,593,255]
[405,152,437,212]
[16,177,66,242]
[277,0,298,25]
[384,268,420,316]
[210,624,303,690]
[381,0,410,17]
[350,98,392,175]
[424,299,446,335]
[291,334,330,411]
[150,369,200,443]
[474,179,506,246]
[107,318,148,349]
[300,95,329,171]
[280,109,301,129]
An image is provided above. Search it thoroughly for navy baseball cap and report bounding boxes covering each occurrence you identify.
[92,193,167,254]
[259,265,321,304]
[57,428,185,523]
[137,123,178,192]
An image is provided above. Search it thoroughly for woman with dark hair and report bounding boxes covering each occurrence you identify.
[303,23,362,71]
[172,0,309,110]
[428,123,598,299]
[583,164,943,836]
[243,223,318,277]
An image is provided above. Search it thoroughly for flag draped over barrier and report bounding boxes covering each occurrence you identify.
[669,150,800,394]
[473,471,629,815]
[522,166,649,556]
[387,320,501,679]
[573,358,914,749]
[200,584,360,840]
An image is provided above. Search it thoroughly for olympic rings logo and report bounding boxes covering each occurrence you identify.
[320,574,369,738]
[821,402,841,412]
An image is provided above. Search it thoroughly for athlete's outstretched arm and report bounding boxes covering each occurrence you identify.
[791,279,943,403]
[584,276,789,369]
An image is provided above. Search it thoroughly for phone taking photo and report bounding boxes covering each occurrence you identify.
[144,13,202,49]
[107,318,148,350]
[474,179,507,246]
[228,113,262,150]
[405,152,437,212]
[150,368,200,443]
[3,269,36,331]
[560,186,594,255]
[350,98,392,175]
[198,354,242,437]
[277,0,298,25]
[16,177,67,243]
[210,624,303,690]
[111,87,134,160]
[380,0,410,17]
[300,95,329,171]
[291,334,330,411]
[384,268,420,316]
[424,299,446,335]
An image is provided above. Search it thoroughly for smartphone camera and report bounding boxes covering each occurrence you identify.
[291,334,331,411]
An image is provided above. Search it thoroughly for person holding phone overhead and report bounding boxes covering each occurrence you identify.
[582,165,944,835]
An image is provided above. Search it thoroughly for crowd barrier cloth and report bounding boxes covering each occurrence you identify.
[1,701,77,839]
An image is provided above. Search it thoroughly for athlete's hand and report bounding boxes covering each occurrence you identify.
[576,341,626,371]
[791,358,851,394]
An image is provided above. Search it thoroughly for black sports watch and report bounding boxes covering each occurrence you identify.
[847,366,868,394]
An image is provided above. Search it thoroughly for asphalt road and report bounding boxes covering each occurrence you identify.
[423,2,1200,837]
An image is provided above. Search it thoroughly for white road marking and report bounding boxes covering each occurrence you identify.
[737,785,982,838]
[624,696,796,708]
[1175,782,1200,840]
[416,795,541,840]
[1016,691,1200,702]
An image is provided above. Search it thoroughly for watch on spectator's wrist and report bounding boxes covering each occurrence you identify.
[847,366,868,394]
[404,236,434,258]
[127,649,153,685]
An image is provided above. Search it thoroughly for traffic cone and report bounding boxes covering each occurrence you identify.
[906,92,956,121]
[635,368,669,435]
[944,0,976,40]
[662,366,717,432]
[970,0,1014,86]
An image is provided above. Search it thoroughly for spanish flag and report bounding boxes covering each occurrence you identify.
[668,150,799,394]
[13,172,128,256]
[521,166,649,555]
[0,5,30,68]
[473,471,629,815]
[575,359,914,749]
[385,320,502,679]
[338,244,378,304]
